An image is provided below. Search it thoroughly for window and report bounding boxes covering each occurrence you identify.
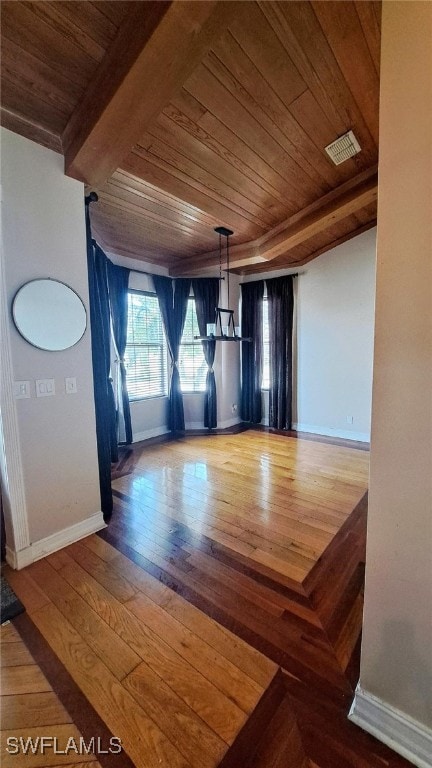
[262,296,270,390]
[125,292,168,400]
[179,299,207,393]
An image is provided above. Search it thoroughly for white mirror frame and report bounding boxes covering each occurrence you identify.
[12,278,87,351]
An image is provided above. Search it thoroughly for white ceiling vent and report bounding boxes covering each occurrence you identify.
[324,130,361,165]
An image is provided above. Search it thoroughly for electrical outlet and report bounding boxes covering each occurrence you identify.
[13,381,30,399]
[231,403,237,414]
[65,377,77,394]
[346,415,354,424]
[36,379,55,397]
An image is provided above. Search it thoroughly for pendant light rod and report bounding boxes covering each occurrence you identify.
[194,226,252,343]
[214,226,233,309]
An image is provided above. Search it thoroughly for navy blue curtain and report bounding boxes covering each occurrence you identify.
[267,275,294,430]
[153,276,191,433]
[192,278,219,429]
[240,280,264,423]
[85,202,116,520]
[107,262,133,445]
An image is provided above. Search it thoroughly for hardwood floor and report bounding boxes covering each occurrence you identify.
[112,431,370,582]
[3,538,278,767]
[0,622,103,768]
[2,432,411,767]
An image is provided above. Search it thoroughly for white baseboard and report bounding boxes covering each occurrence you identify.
[133,419,242,437]
[186,417,241,430]
[5,511,106,570]
[349,685,432,768]
[132,426,169,443]
[292,422,370,443]
[184,421,204,430]
[218,417,241,429]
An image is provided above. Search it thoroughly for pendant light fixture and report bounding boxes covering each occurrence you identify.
[195,227,252,342]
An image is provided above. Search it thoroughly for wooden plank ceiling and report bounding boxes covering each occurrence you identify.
[0,1,381,275]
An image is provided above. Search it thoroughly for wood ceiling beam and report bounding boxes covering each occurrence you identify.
[169,171,378,276]
[63,1,236,187]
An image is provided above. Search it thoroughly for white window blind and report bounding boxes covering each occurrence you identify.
[179,299,207,393]
[262,296,270,390]
[125,292,168,400]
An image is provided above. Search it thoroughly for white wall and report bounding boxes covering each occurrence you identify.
[295,229,376,441]
[1,128,101,552]
[244,228,376,441]
[350,3,432,763]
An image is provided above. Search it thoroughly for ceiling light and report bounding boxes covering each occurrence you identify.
[195,227,251,342]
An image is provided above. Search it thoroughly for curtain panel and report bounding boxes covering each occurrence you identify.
[267,275,294,430]
[191,278,219,429]
[85,203,116,520]
[240,280,265,423]
[107,261,133,445]
[153,275,191,433]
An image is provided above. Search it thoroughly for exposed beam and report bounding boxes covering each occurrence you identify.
[63,1,236,186]
[246,220,377,275]
[169,172,378,275]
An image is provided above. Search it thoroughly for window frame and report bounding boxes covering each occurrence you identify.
[178,297,207,394]
[261,295,270,391]
[124,289,169,402]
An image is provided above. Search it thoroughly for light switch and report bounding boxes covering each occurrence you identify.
[13,381,30,399]
[36,379,55,397]
[65,377,77,394]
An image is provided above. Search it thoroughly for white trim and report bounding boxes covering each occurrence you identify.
[185,418,241,430]
[349,685,432,768]
[5,512,106,570]
[132,426,169,443]
[218,417,241,429]
[184,421,204,431]
[133,418,242,440]
[292,422,370,443]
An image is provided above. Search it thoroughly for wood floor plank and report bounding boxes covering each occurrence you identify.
[0,624,21,643]
[27,603,192,768]
[1,641,34,667]
[65,543,137,603]
[79,535,118,563]
[126,591,264,722]
[1,664,51,695]
[25,560,141,682]
[105,529,349,695]
[3,568,51,615]
[54,557,253,737]
[86,540,278,688]
[1,691,71,730]
[123,661,227,767]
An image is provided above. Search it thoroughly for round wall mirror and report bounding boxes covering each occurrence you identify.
[12,279,87,351]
